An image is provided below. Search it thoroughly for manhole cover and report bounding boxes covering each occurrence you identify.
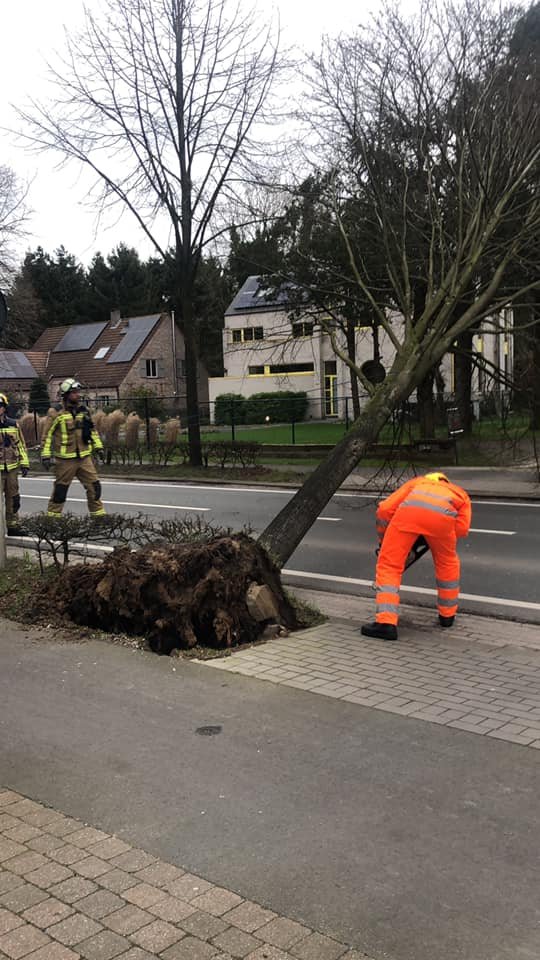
[195,725,222,736]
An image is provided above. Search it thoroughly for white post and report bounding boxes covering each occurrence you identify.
[0,472,6,569]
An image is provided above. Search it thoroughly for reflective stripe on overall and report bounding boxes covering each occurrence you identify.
[375,479,462,626]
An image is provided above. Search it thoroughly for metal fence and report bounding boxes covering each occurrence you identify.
[8,386,522,451]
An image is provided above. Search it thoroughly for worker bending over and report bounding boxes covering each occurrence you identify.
[362,472,471,642]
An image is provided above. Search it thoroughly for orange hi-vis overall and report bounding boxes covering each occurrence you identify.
[374,476,471,626]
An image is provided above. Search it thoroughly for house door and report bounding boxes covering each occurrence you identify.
[324,361,338,417]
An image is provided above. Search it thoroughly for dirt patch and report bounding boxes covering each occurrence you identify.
[44,534,299,654]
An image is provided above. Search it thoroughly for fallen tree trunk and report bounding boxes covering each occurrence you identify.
[47,535,298,654]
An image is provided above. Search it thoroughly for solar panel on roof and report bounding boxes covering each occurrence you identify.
[106,315,160,364]
[224,274,299,315]
[53,322,107,352]
[0,351,38,379]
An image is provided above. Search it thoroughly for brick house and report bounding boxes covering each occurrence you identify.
[0,351,41,406]
[0,311,209,411]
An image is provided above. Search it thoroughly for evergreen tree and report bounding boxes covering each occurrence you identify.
[1,276,45,348]
[22,246,89,326]
[28,376,51,414]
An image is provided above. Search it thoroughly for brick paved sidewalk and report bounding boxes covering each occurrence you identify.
[0,790,368,960]
[203,592,540,748]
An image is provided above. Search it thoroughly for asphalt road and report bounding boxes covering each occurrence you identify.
[19,475,540,623]
[1,625,539,960]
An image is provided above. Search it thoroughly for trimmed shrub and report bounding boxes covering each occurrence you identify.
[125,413,142,449]
[18,412,41,447]
[215,393,247,425]
[163,418,182,444]
[206,441,261,469]
[102,409,126,447]
[244,391,309,424]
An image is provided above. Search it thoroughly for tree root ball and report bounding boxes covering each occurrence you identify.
[48,535,299,654]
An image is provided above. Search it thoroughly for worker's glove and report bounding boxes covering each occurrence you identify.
[41,457,52,471]
[20,467,29,478]
[96,449,105,463]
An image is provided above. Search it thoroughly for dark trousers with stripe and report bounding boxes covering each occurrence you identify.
[1,468,21,527]
[47,457,105,517]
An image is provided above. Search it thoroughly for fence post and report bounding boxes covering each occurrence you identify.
[0,474,6,569]
[229,400,236,443]
[144,396,151,448]
[345,396,349,431]
[291,415,296,445]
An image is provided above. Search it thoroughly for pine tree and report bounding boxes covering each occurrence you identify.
[28,376,51,414]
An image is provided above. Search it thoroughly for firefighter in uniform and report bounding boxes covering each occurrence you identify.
[0,393,29,535]
[41,379,106,518]
[362,472,471,641]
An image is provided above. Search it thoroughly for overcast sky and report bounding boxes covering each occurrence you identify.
[1,0,369,268]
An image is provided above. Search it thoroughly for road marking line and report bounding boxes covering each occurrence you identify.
[27,478,294,496]
[23,492,338,523]
[283,569,540,612]
[22,495,209,512]
[469,528,515,535]
[26,477,540,508]
[472,499,540,508]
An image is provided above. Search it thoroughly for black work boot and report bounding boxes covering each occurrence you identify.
[438,614,455,628]
[361,622,398,642]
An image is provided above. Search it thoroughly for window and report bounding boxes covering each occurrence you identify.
[94,346,110,359]
[268,363,314,375]
[292,321,314,338]
[146,359,158,378]
[248,362,314,376]
[232,327,264,343]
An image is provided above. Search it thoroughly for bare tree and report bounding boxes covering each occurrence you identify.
[260,0,540,566]
[0,164,29,286]
[19,0,281,465]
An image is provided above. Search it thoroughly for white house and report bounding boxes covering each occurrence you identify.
[208,276,513,421]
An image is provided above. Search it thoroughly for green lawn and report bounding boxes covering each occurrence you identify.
[201,421,349,444]
[200,414,533,446]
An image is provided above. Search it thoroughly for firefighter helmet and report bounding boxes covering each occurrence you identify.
[0,392,7,406]
[60,378,82,397]
[425,472,449,483]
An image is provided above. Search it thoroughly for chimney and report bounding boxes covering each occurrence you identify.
[110,309,122,328]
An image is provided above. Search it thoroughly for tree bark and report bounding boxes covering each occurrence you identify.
[453,332,474,435]
[346,320,361,419]
[259,359,420,566]
[528,322,540,430]
[416,373,435,438]
[179,289,203,468]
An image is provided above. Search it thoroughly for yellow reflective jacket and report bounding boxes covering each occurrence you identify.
[42,405,103,460]
[0,416,30,472]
